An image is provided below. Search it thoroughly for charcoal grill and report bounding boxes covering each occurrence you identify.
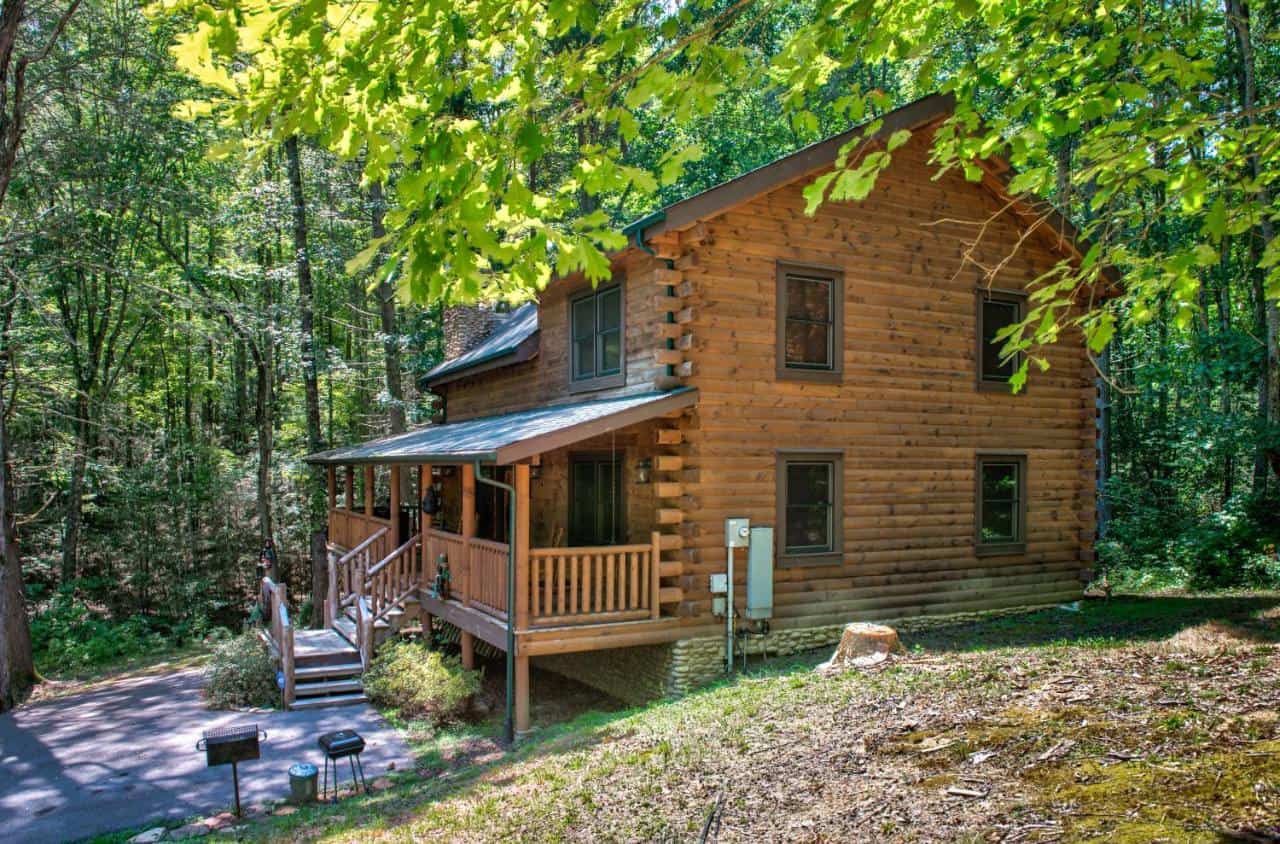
[196,724,267,815]
[317,729,367,801]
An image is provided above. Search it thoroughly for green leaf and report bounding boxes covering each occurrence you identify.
[802,172,837,215]
[345,235,393,275]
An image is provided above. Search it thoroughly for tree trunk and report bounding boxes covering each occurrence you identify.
[61,393,89,581]
[0,292,34,711]
[1226,0,1280,489]
[370,181,407,437]
[255,355,273,546]
[285,135,328,626]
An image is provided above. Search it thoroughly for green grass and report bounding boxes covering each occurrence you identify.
[90,592,1280,842]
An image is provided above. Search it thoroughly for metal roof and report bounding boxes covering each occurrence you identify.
[423,303,538,386]
[305,388,696,466]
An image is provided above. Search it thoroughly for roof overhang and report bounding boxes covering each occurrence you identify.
[422,302,540,388]
[305,388,697,466]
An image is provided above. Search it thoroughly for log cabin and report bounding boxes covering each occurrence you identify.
[290,94,1108,728]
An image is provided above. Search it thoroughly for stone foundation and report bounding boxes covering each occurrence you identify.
[536,602,1061,703]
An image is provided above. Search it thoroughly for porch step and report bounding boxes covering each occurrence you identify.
[294,678,363,697]
[295,661,364,681]
[289,691,369,710]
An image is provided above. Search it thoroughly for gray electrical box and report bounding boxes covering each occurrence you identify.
[745,526,774,620]
[724,517,750,548]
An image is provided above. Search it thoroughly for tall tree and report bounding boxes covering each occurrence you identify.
[370,181,406,436]
[285,134,327,623]
[0,0,83,710]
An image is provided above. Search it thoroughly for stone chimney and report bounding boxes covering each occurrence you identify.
[442,304,502,360]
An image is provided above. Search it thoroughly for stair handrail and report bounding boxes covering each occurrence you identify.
[278,601,295,707]
[366,534,421,624]
[355,594,374,669]
[328,526,390,618]
[261,576,295,708]
[338,526,389,565]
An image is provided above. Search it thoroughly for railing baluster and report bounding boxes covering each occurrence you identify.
[630,551,639,610]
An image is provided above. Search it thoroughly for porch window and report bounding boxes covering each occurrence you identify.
[976,289,1025,389]
[568,455,622,546]
[975,454,1027,554]
[570,283,624,392]
[776,451,843,567]
[777,263,843,382]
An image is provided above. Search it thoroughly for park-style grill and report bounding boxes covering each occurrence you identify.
[196,724,267,815]
[317,729,367,800]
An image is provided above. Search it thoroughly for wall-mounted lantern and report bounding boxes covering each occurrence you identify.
[635,458,652,484]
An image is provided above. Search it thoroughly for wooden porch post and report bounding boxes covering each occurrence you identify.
[364,465,375,516]
[515,653,530,734]
[514,464,530,632]
[461,464,476,607]
[460,632,475,670]
[345,466,354,510]
[389,465,402,541]
[460,463,476,669]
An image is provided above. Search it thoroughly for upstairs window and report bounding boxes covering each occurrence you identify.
[975,454,1027,555]
[570,283,624,391]
[776,451,843,567]
[977,289,1026,389]
[777,263,843,382]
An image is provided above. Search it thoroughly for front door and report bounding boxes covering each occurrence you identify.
[568,455,623,546]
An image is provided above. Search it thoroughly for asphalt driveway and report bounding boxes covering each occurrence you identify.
[0,667,412,843]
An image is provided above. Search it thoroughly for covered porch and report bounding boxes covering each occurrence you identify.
[306,389,695,732]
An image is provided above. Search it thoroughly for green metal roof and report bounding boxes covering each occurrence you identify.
[305,388,696,466]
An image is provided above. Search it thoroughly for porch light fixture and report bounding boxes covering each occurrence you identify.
[635,458,652,484]
[529,464,542,480]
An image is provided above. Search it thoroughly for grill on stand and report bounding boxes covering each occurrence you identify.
[196,724,267,816]
[317,730,367,801]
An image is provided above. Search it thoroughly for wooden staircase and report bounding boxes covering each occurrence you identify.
[262,526,424,711]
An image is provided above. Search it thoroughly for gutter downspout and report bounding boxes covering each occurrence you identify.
[475,460,518,745]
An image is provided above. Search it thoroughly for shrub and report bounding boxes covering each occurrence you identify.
[1100,489,1280,591]
[363,640,480,723]
[205,632,278,710]
[30,588,170,673]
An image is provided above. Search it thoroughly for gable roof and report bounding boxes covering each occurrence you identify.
[423,302,539,387]
[623,92,1121,288]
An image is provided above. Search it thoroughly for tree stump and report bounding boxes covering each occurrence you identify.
[817,623,905,673]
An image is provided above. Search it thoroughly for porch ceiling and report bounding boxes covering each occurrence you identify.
[304,387,696,466]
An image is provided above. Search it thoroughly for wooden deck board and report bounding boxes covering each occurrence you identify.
[293,629,358,660]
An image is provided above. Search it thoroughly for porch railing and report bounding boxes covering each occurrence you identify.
[468,538,510,617]
[329,507,393,561]
[424,528,467,593]
[528,532,661,626]
[339,527,664,631]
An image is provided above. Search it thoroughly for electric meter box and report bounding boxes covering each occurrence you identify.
[725,518,750,548]
[745,526,774,620]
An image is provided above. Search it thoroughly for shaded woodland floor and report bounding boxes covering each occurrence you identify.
[97,593,1280,843]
